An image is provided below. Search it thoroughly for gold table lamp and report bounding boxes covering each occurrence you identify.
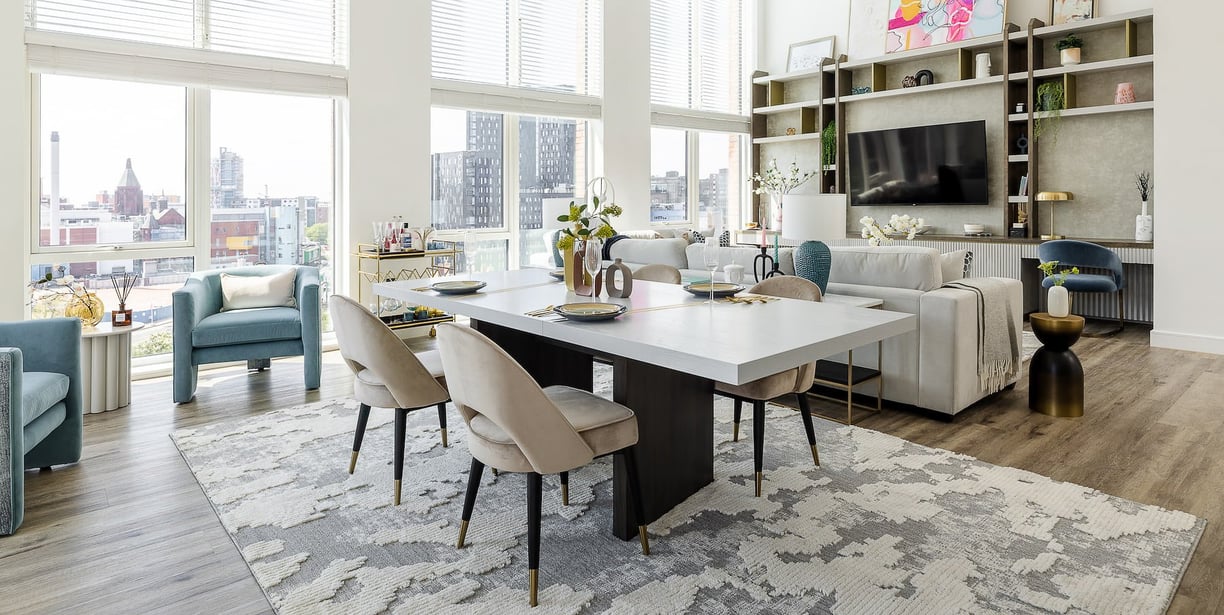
[1036,191,1074,240]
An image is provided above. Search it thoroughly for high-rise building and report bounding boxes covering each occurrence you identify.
[211,147,245,208]
[113,158,144,218]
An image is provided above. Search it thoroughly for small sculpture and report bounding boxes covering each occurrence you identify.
[605,258,634,298]
[785,127,797,136]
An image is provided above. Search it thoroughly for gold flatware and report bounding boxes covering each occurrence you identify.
[524,305,555,317]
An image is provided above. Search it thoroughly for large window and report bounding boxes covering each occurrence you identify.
[697,132,742,231]
[651,129,744,230]
[650,128,688,223]
[650,0,744,114]
[431,109,505,231]
[518,115,588,267]
[37,75,187,249]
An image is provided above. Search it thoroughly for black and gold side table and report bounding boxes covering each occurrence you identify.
[1028,313,1085,417]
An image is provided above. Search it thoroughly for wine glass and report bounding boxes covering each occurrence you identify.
[462,231,477,279]
[703,237,720,304]
[584,239,603,299]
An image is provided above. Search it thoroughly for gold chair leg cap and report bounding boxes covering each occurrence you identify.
[732,422,739,442]
[456,519,469,549]
[492,468,500,477]
[638,525,651,556]
[348,450,359,474]
[754,472,762,497]
[561,484,569,507]
[811,444,821,468]
[529,569,539,607]
[441,428,448,448]
[394,479,402,506]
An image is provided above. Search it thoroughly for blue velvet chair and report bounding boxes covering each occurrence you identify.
[172,265,321,403]
[1038,240,1126,333]
[1,318,83,535]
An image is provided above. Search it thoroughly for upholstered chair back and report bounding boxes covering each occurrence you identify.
[1037,240,1126,288]
[436,324,594,474]
[329,294,448,408]
[633,264,682,284]
[747,276,822,392]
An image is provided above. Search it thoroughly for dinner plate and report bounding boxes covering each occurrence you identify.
[552,302,628,322]
[682,282,744,298]
[430,280,487,295]
[548,269,565,280]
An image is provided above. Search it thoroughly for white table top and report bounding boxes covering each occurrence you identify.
[375,270,915,386]
[81,321,145,339]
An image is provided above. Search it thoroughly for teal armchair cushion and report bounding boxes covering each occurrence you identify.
[20,372,69,427]
[192,307,303,348]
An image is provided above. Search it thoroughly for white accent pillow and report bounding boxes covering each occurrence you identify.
[940,250,969,283]
[220,270,298,311]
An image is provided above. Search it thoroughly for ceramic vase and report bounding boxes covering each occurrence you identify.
[1135,201,1153,241]
[1060,48,1081,66]
[770,194,784,231]
[1115,82,1136,105]
[1048,285,1070,318]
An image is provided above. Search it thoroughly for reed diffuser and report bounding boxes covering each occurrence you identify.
[109,272,137,326]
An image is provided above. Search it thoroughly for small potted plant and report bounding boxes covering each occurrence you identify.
[1038,260,1080,318]
[1034,81,1066,141]
[1134,171,1153,241]
[1057,34,1083,66]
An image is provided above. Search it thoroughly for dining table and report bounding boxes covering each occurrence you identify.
[374,268,917,540]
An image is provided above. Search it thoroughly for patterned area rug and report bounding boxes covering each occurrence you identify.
[172,371,1202,614]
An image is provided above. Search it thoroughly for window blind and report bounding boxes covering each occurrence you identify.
[650,0,743,114]
[25,0,349,67]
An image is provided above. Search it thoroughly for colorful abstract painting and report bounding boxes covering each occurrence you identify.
[886,0,1006,54]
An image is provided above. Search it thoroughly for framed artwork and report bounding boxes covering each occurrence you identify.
[886,0,1006,54]
[786,36,836,72]
[1051,0,1093,25]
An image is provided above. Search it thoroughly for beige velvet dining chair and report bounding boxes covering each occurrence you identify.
[329,294,451,506]
[633,263,682,284]
[435,323,651,608]
[717,276,823,496]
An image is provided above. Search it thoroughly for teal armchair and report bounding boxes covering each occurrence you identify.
[172,265,321,403]
[1,318,83,535]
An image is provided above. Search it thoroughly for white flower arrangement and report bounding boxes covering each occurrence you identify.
[747,159,816,197]
[859,214,926,247]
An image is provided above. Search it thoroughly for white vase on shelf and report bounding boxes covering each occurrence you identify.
[770,194,784,231]
[1060,48,1081,66]
[1048,286,1070,318]
[1135,201,1153,241]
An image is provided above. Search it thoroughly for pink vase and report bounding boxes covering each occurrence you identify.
[1115,82,1136,105]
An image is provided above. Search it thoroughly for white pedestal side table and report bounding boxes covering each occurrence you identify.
[80,321,144,413]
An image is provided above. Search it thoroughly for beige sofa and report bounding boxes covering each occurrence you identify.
[607,238,1023,417]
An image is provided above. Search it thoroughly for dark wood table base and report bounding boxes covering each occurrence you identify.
[472,320,714,541]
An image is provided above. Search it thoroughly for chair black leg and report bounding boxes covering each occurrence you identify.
[753,400,766,497]
[437,402,449,448]
[457,456,484,548]
[796,393,820,467]
[527,471,543,607]
[619,447,650,555]
[559,471,569,506]
[349,404,371,474]
[732,398,743,442]
[1118,289,1126,334]
[393,408,408,506]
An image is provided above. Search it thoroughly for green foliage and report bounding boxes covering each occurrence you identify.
[1033,82,1066,142]
[133,330,173,358]
[555,195,621,251]
[821,121,837,168]
[1056,34,1083,50]
[305,223,329,245]
[1037,260,1080,286]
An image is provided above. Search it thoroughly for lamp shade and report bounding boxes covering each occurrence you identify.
[781,194,847,242]
[1036,191,1074,202]
[541,197,572,230]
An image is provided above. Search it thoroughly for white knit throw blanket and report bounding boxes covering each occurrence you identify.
[943,278,1019,394]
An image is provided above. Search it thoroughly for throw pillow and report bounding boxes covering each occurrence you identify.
[220,269,298,311]
[622,229,663,240]
[690,229,731,247]
[939,250,972,283]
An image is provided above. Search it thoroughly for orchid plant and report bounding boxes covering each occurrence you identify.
[27,267,95,317]
[859,214,926,246]
[747,159,816,198]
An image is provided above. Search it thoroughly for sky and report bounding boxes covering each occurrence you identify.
[40,74,334,206]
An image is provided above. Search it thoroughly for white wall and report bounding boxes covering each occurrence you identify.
[0,1,29,321]
[758,0,1153,73]
[601,1,652,230]
[1150,5,1224,354]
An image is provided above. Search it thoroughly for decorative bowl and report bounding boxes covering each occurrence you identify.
[430,280,487,295]
[682,282,744,298]
[552,302,628,322]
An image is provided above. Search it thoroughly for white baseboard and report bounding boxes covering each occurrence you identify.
[1150,330,1224,356]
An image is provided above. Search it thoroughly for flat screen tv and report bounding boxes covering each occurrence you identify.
[847,120,988,206]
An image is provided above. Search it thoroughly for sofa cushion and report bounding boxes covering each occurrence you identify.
[940,250,970,283]
[193,307,302,348]
[685,244,796,276]
[829,246,943,291]
[608,238,689,270]
[21,371,70,426]
[220,269,297,311]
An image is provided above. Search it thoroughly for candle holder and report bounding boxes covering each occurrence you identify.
[753,247,781,282]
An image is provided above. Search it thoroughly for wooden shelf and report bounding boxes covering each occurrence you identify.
[838,75,1004,103]
[386,314,454,330]
[1008,155,1029,163]
[753,133,823,145]
[837,33,1007,72]
[1008,54,1153,81]
[1008,100,1153,121]
[1009,9,1153,41]
[752,66,830,85]
[1008,196,1029,203]
[751,100,824,115]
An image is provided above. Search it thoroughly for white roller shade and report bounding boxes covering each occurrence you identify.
[650,0,743,115]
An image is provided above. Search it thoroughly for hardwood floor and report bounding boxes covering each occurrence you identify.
[2,328,1221,614]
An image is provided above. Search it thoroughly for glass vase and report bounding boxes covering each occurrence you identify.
[65,292,105,326]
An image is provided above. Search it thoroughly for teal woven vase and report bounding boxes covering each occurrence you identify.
[794,240,832,294]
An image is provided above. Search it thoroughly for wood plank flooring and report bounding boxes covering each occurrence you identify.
[1,327,1221,614]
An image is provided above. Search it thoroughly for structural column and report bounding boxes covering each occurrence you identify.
[601,0,652,230]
